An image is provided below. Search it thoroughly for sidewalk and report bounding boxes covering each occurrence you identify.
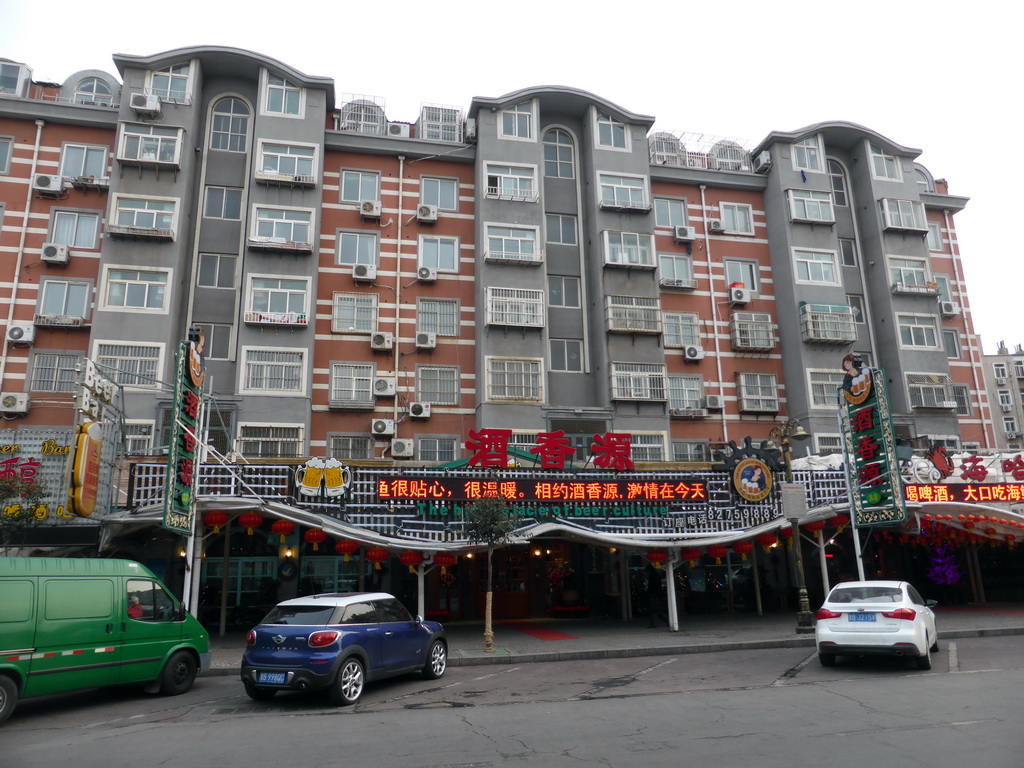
[202,603,1024,676]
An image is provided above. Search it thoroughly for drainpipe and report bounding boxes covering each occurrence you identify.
[699,185,728,444]
[0,120,45,387]
[392,156,405,441]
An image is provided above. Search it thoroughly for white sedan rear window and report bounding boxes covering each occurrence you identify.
[830,587,902,603]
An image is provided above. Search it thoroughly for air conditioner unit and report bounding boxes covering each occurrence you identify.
[130,92,161,116]
[1007,431,1020,439]
[373,377,396,397]
[387,121,412,138]
[996,377,1008,385]
[940,301,960,317]
[40,242,70,265]
[1002,404,1013,413]
[370,331,394,351]
[753,150,772,174]
[673,225,697,243]
[416,332,437,350]
[391,438,415,457]
[729,287,752,305]
[32,174,64,196]
[709,219,725,233]
[0,392,30,415]
[409,402,431,419]
[669,407,708,419]
[360,200,382,219]
[371,418,395,437]
[940,400,958,409]
[704,394,725,410]
[464,117,477,141]
[417,204,438,223]
[6,324,35,345]
[417,266,438,282]
[683,345,706,361]
[352,264,377,282]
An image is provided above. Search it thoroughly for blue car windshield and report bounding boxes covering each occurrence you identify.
[262,605,337,625]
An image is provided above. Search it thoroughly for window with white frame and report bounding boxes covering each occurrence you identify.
[610,362,667,401]
[1004,417,1018,434]
[0,137,11,174]
[548,276,580,308]
[243,348,305,394]
[880,198,927,231]
[663,312,700,348]
[203,187,242,220]
[631,434,665,462]
[809,370,844,408]
[543,128,574,178]
[725,259,759,291]
[869,143,900,180]
[238,425,302,458]
[103,268,169,311]
[815,435,844,455]
[210,97,249,152]
[95,342,162,389]
[38,278,90,321]
[792,136,824,172]
[500,100,534,140]
[336,230,378,266]
[952,384,971,416]
[265,73,302,116]
[847,294,865,323]
[333,292,377,333]
[827,159,848,206]
[549,339,583,373]
[112,196,176,235]
[737,372,779,412]
[546,214,577,245]
[486,224,540,262]
[839,238,857,267]
[649,132,682,165]
[194,323,231,360]
[198,254,236,289]
[0,63,28,96]
[339,169,380,203]
[673,440,708,462]
[416,365,459,405]
[788,190,834,223]
[329,435,372,461]
[654,198,687,229]
[906,373,955,409]
[604,231,654,267]
[485,164,537,200]
[74,77,113,106]
[659,253,694,287]
[596,112,627,149]
[711,141,748,171]
[119,124,181,164]
[419,235,459,272]
[914,168,935,193]
[418,105,463,142]
[49,209,100,248]
[258,142,316,181]
[29,352,81,393]
[599,173,649,210]
[417,298,459,336]
[1015,359,1024,378]
[888,256,930,289]
[943,329,960,358]
[253,207,312,245]
[487,357,543,401]
[719,202,754,234]
[897,315,939,348]
[420,176,459,210]
[340,100,385,134]
[606,295,661,333]
[329,362,374,404]
[61,143,108,179]
[249,277,308,320]
[124,422,155,456]
[730,311,775,350]
[998,390,1013,408]
[150,63,190,102]
[418,437,458,463]
[486,287,545,327]
[993,362,1008,379]
[794,248,840,284]
[668,374,703,409]
[927,223,943,251]
[934,274,952,302]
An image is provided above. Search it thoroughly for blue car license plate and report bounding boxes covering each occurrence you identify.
[258,671,286,684]
[848,613,876,622]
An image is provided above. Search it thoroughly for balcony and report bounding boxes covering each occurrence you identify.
[891,281,939,296]
[484,249,543,265]
[243,311,309,327]
[729,312,774,351]
[33,314,88,328]
[659,277,697,291]
[106,224,174,241]
[800,303,857,344]
[255,170,317,188]
[669,407,708,419]
[247,237,314,254]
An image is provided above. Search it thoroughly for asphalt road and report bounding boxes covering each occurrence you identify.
[4,636,1022,767]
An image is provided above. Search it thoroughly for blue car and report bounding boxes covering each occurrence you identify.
[240,592,447,705]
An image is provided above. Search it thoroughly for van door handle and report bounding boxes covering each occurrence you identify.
[106,623,113,634]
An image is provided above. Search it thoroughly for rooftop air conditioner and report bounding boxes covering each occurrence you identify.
[391,438,415,457]
[673,225,697,243]
[753,150,772,174]
[130,92,161,116]
[371,418,395,437]
[416,332,437,350]
[0,392,30,415]
[417,266,438,282]
[40,242,70,265]
[704,394,725,410]
[729,287,752,305]
[709,219,725,233]
[940,301,960,317]
[464,117,477,141]
[373,377,396,397]
[417,204,438,223]
[409,402,431,419]
[370,331,394,351]
[360,200,382,219]
[352,263,377,283]
[6,324,35,345]
[683,345,706,361]
[387,121,411,138]
[32,174,64,196]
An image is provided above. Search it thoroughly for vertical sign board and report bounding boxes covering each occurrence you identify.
[838,360,906,526]
[163,336,204,534]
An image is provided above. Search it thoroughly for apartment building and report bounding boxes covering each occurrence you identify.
[983,342,1024,451]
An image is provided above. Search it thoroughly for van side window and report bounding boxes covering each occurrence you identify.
[127,578,177,622]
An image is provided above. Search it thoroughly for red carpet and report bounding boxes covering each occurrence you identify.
[501,621,578,641]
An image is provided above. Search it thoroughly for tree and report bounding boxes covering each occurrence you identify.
[0,478,49,552]
[463,497,516,652]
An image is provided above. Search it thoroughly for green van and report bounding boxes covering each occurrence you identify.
[0,557,211,724]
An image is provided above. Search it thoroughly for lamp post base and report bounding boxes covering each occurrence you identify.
[795,611,815,633]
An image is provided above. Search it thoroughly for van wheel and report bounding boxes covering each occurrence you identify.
[160,651,198,695]
[0,676,17,725]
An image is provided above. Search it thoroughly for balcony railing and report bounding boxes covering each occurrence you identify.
[106,224,174,241]
[33,314,87,328]
[891,281,939,296]
[729,314,774,351]
[243,311,309,326]
[247,237,314,254]
[799,304,857,344]
[255,170,317,187]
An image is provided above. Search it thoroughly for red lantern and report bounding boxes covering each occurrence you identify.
[304,528,327,551]
[238,512,263,535]
[707,544,728,564]
[756,532,778,550]
[964,521,975,530]
[829,514,850,530]
[203,511,229,533]
[366,546,389,570]
[646,549,668,569]
[271,519,295,542]
[433,552,457,574]
[335,539,359,561]
[804,520,826,539]
[680,547,702,565]
[399,550,423,574]
[732,540,754,561]
[923,514,933,521]
[778,525,794,546]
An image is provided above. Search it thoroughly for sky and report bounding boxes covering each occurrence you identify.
[2,0,1018,353]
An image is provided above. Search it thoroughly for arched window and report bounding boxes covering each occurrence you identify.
[827,159,848,207]
[914,167,935,193]
[649,132,682,166]
[340,100,385,134]
[710,140,749,171]
[543,128,574,178]
[74,77,113,106]
[210,98,250,153]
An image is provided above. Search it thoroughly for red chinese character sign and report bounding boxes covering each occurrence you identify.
[464,430,633,471]
[838,356,905,526]
[163,332,205,534]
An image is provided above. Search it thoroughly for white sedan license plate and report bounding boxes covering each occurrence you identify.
[258,671,287,684]
[848,612,876,622]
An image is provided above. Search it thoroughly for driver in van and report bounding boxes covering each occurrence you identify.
[128,594,143,619]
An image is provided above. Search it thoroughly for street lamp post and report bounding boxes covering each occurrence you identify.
[771,418,815,634]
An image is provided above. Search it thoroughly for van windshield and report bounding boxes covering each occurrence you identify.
[262,605,337,625]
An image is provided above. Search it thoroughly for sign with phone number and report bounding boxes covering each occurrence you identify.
[377,477,708,503]
[904,483,1024,503]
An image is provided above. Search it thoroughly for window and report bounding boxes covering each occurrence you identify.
[420,176,458,211]
[606,295,661,333]
[249,277,308,319]
[880,199,927,231]
[150,63,190,102]
[500,100,534,139]
[604,231,654,267]
[914,168,935,193]
[550,339,583,373]
[993,362,1008,379]
[30,352,80,393]
[815,435,844,455]
[800,303,857,343]
[204,187,242,220]
[599,173,649,210]
[333,292,378,333]
[418,105,463,142]
[487,357,543,401]
[827,160,848,206]
[329,362,374,405]
[543,129,574,178]
[847,294,865,324]
[237,425,302,458]
[124,422,155,456]
[258,142,316,181]
[631,434,665,462]
[1015,359,1024,378]
[673,441,708,462]
[927,223,943,252]
[486,287,544,327]
[339,169,380,203]
[265,73,302,116]
[61,144,108,179]
[49,209,100,248]
[869,142,900,180]
[793,136,823,172]
[1004,417,1018,434]
[103,268,169,311]
[952,384,971,416]
[793,249,840,284]
[95,342,162,389]
[485,164,537,201]
[839,238,857,267]
[486,224,540,263]
[654,198,687,229]
[253,207,312,245]
[596,112,627,149]
[888,257,930,290]
[193,323,231,360]
[417,298,459,336]
[0,137,11,174]
[198,254,236,289]
[418,437,458,463]
[243,348,305,393]
[934,274,952,302]
[711,141,748,171]
[417,366,459,405]
[725,259,759,291]
[329,435,372,461]
[0,62,28,95]
[998,390,1013,408]
[898,315,939,348]
[74,77,113,106]
[340,100,385,134]
[659,254,694,287]
[719,202,753,234]
[610,362,667,401]
[548,276,580,308]
[119,124,181,165]
[111,196,176,235]
[210,98,249,152]
[737,372,779,412]
[38,278,90,321]
[419,235,459,272]
[546,214,577,246]
[663,312,700,348]
[730,311,774,350]
[788,190,834,223]
[906,373,955,409]
[668,374,703,409]
[336,230,378,266]
[809,370,844,408]
[650,132,682,165]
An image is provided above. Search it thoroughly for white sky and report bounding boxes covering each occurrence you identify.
[3,0,1018,353]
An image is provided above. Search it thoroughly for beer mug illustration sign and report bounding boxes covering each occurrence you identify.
[296,457,352,497]
[323,458,352,497]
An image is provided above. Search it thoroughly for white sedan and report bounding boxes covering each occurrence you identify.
[815,580,938,669]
